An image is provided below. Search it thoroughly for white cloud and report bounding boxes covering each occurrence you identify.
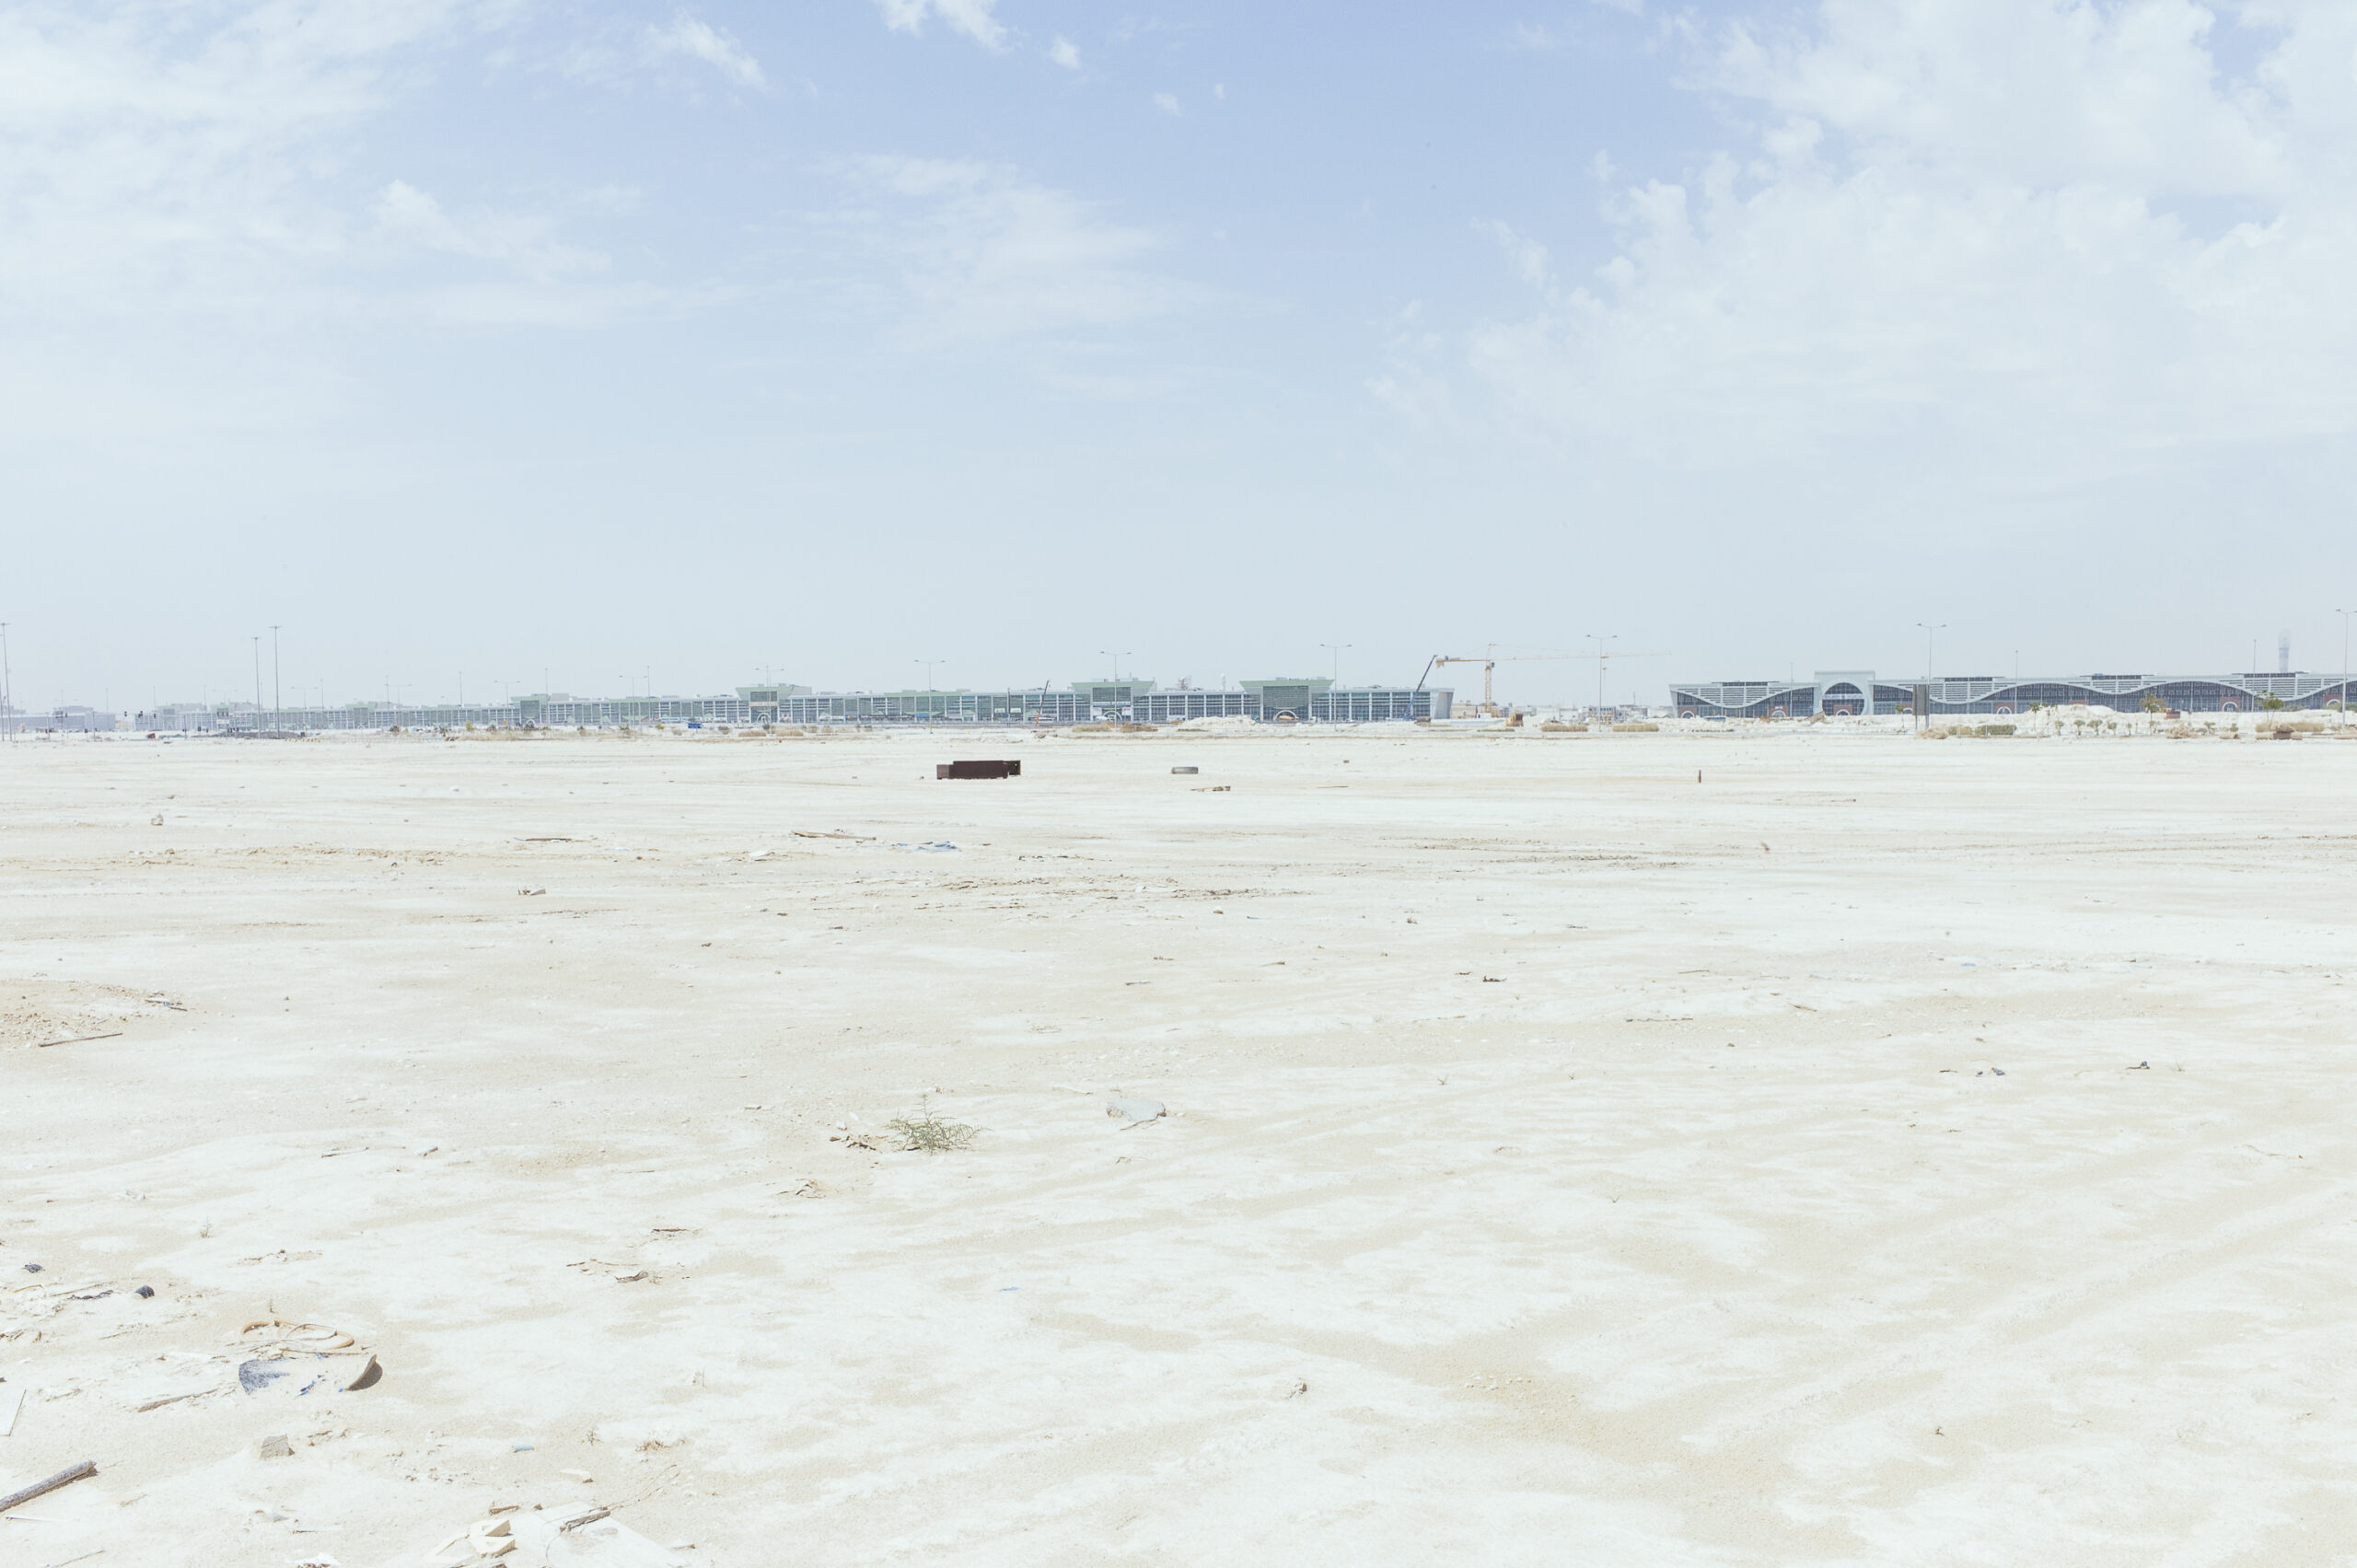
[1446,0,2357,508]
[644,14,765,87]
[873,0,1005,50]
[1480,220,1550,288]
[1153,91,1180,116]
[1049,35,1081,70]
[0,0,500,311]
[853,157,1190,345]
[372,180,609,281]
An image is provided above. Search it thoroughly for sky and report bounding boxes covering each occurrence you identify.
[5,0,2355,712]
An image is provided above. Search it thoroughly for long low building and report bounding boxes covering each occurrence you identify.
[138,676,1454,733]
[1672,670,2354,718]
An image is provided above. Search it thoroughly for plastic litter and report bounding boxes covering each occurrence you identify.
[239,1355,333,1397]
[1106,1098,1165,1123]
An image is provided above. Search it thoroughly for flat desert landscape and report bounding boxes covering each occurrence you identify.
[4,725,2353,1566]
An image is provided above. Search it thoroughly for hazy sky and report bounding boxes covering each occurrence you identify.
[6,0,2354,712]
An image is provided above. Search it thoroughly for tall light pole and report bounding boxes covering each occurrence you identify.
[1,621,11,743]
[1917,622,1945,727]
[1320,643,1352,682]
[1587,633,1618,718]
[270,625,281,735]
[1099,649,1132,682]
[251,636,262,737]
[2337,608,2352,728]
[914,659,945,726]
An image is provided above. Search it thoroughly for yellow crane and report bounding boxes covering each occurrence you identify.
[1416,647,1583,717]
[1416,645,1668,717]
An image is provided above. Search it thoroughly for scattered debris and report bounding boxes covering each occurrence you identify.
[343,1354,382,1391]
[259,1433,294,1458]
[613,1270,650,1283]
[32,1032,122,1050]
[134,1388,211,1413]
[0,1459,97,1513]
[238,1356,336,1398]
[936,760,1021,779]
[241,1318,356,1352]
[134,1286,154,1299]
[1106,1098,1165,1123]
[1192,784,1231,792]
[1171,766,1199,774]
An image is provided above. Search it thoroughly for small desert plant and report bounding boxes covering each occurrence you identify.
[2262,692,2286,711]
[888,1111,978,1154]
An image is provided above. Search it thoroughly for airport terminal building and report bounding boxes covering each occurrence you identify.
[1671,670,2354,718]
[142,676,1453,734]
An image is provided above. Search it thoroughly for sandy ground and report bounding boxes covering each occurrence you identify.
[3,724,2354,1566]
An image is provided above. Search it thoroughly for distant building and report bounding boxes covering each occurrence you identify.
[1671,670,2352,718]
[48,706,119,732]
[132,677,1453,733]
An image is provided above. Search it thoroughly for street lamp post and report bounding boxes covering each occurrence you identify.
[1916,622,1946,729]
[2337,608,2352,729]
[913,659,945,726]
[1320,644,1352,719]
[1586,633,1618,720]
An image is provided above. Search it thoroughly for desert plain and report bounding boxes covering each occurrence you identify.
[3,724,2353,1566]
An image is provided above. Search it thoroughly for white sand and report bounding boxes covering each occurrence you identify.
[4,726,2353,1564]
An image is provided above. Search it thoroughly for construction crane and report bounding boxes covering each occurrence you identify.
[1415,646,1585,717]
[1415,645,1669,718]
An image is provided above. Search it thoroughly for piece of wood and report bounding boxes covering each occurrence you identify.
[2,1387,22,1434]
[32,1033,122,1050]
[0,1459,97,1513]
[134,1389,208,1412]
